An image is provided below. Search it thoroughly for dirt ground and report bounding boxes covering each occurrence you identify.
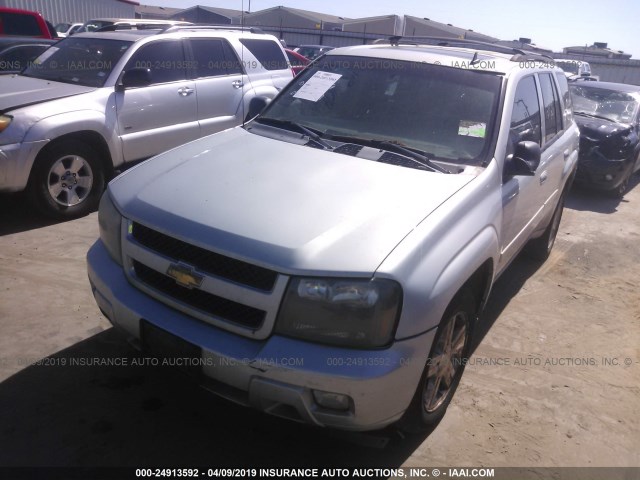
[0,176,638,473]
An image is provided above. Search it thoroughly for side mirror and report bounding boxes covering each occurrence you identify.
[505,141,541,176]
[245,96,271,122]
[117,68,152,91]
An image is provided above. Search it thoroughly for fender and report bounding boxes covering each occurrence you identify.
[378,162,503,340]
[22,109,123,168]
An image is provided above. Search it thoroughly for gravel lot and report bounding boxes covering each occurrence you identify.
[0,177,638,473]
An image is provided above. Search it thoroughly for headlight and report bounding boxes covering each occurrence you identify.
[98,190,123,266]
[0,115,12,133]
[276,277,402,348]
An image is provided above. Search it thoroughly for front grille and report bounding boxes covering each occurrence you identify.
[133,261,266,329]
[131,222,277,292]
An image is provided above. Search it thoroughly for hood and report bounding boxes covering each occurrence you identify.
[0,75,95,113]
[574,114,633,140]
[110,128,476,275]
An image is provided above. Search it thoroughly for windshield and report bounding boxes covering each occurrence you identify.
[570,85,639,124]
[21,37,132,87]
[259,55,502,165]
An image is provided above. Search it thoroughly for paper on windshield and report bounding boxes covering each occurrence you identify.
[458,121,486,138]
[293,71,342,102]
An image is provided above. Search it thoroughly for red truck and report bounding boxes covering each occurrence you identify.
[0,7,56,39]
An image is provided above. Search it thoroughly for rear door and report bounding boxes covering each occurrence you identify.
[188,38,247,136]
[536,72,567,209]
[239,37,293,91]
[116,39,199,162]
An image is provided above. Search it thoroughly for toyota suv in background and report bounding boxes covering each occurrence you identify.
[0,26,293,218]
[87,38,578,432]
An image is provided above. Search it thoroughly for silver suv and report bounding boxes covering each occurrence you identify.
[0,26,293,218]
[88,38,578,432]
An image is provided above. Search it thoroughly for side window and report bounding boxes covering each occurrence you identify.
[126,41,186,84]
[539,73,562,142]
[191,39,242,78]
[510,76,542,147]
[239,39,287,71]
[555,72,573,127]
[222,41,243,75]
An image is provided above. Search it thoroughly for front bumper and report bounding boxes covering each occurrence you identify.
[0,140,48,192]
[574,149,635,191]
[87,240,433,431]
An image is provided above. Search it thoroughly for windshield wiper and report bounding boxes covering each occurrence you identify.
[254,117,333,150]
[376,140,450,173]
[324,133,450,173]
[574,111,614,122]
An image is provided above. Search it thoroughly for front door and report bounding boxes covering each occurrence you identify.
[116,39,199,162]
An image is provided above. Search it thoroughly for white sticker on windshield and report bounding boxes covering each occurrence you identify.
[293,71,342,102]
[32,47,59,65]
[458,121,486,138]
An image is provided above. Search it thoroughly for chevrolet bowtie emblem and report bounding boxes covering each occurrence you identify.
[166,262,204,289]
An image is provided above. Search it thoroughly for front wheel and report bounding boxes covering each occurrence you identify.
[398,289,476,433]
[608,169,631,199]
[29,140,105,219]
[525,193,565,261]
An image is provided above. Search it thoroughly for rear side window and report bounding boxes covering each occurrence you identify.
[190,39,242,77]
[510,76,542,146]
[239,38,287,71]
[127,40,186,84]
[555,72,573,127]
[539,73,562,142]
[0,12,42,36]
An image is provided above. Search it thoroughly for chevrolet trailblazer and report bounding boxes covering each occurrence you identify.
[87,38,579,432]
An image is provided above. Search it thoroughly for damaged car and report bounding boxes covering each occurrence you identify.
[570,81,640,197]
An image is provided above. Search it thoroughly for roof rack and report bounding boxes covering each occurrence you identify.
[375,36,555,63]
[162,24,265,34]
[96,24,167,32]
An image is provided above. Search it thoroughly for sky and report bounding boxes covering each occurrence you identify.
[144,0,640,59]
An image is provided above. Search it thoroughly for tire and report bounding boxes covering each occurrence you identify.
[525,193,565,262]
[608,169,631,199]
[398,288,476,433]
[29,140,105,219]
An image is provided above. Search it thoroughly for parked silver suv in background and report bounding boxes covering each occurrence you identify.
[0,26,293,218]
[88,38,578,432]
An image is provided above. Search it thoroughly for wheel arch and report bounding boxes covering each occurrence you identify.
[28,131,114,186]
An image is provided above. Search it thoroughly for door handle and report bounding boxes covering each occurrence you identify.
[232,80,244,89]
[540,171,548,185]
[178,87,194,96]
[563,149,570,159]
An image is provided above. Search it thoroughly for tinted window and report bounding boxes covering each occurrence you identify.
[239,39,287,71]
[191,39,242,77]
[0,12,42,36]
[510,76,542,146]
[555,73,573,127]
[127,40,186,84]
[539,73,561,142]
